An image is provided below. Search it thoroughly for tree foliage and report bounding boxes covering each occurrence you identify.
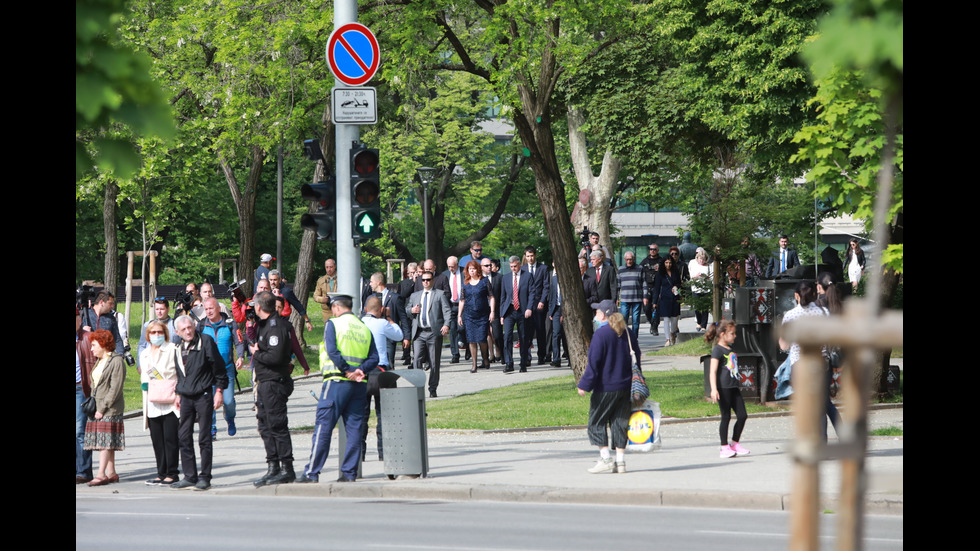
[76,0,175,180]
[791,69,903,272]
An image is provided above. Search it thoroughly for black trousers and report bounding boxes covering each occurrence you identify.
[256,377,294,462]
[178,391,215,482]
[149,412,180,480]
[587,390,630,449]
[717,386,747,445]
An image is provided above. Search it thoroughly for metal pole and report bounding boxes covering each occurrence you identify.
[335,0,361,312]
[277,141,284,271]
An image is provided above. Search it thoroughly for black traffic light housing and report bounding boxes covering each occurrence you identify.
[350,145,381,244]
[300,178,337,240]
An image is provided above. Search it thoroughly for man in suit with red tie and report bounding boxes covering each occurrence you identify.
[522,246,550,365]
[586,249,618,302]
[499,255,537,373]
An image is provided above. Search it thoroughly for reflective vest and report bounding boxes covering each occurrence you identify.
[321,312,372,382]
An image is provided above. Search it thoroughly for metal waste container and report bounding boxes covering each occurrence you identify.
[378,370,429,478]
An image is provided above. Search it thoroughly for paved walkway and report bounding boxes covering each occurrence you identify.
[78,314,903,514]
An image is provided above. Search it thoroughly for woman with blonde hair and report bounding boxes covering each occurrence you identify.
[140,320,181,485]
[577,303,641,474]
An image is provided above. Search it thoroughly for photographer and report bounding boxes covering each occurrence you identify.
[81,291,124,355]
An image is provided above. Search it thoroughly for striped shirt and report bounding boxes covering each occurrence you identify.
[616,264,646,303]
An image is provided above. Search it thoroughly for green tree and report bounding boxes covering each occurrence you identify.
[373,0,645,378]
[76,0,174,179]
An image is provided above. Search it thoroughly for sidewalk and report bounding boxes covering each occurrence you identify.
[79,315,903,514]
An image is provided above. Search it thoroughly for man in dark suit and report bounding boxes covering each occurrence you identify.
[499,255,537,372]
[522,246,550,365]
[442,256,465,363]
[547,264,565,367]
[586,250,617,302]
[397,263,419,365]
[482,258,503,364]
[406,272,452,398]
[580,258,599,306]
[414,259,449,293]
[766,235,801,279]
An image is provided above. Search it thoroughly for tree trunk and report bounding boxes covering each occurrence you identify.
[872,212,904,396]
[219,145,265,283]
[568,106,621,257]
[292,107,335,346]
[103,178,119,293]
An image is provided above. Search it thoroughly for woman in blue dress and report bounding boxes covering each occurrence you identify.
[458,260,495,373]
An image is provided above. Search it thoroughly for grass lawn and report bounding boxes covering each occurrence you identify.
[424,371,788,430]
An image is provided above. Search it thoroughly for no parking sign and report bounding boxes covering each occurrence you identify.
[326,23,380,87]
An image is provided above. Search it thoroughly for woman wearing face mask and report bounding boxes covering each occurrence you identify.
[139,320,181,486]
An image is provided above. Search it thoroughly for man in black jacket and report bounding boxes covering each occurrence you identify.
[250,291,297,487]
[172,315,228,491]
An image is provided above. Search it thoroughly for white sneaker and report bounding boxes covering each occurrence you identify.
[587,458,614,474]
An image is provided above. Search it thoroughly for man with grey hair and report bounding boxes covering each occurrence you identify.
[172,315,227,491]
[617,251,646,335]
[443,256,465,363]
[587,249,617,302]
[499,255,536,372]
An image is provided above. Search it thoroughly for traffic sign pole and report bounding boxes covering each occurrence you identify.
[334,0,361,313]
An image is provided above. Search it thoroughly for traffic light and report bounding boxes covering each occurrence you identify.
[350,145,381,244]
[300,178,337,240]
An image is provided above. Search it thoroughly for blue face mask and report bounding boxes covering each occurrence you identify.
[150,334,166,347]
[593,316,607,330]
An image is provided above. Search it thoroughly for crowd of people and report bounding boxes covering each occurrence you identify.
[76,234,864,485]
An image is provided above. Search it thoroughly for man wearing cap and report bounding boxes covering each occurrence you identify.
[254,253,273,293]
[297,295,378,483]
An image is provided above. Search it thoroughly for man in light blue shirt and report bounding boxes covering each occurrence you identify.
[359,296,403,461]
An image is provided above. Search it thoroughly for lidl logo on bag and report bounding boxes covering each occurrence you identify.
[628,410,654,444]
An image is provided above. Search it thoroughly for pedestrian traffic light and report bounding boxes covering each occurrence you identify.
[300,178,337,240]
[350,145,381,244]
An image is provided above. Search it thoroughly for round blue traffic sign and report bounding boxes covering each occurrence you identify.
[326,23,380,87]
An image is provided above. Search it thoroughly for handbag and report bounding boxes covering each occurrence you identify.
[627,399,662,452]
[626,330,649,406]
[81,395,97,418]
[148,378,177,404]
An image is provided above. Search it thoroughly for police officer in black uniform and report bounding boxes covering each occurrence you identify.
[250,291,297,487]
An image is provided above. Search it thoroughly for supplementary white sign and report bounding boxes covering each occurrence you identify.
[332,87,377,124]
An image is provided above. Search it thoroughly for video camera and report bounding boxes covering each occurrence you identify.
[579,226,592,248]
[228,279,258,323]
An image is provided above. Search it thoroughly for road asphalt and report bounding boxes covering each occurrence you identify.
[77,313,903,514]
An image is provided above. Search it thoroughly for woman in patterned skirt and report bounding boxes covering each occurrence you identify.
[84,329,126,486]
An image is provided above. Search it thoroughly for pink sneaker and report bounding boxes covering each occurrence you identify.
[730,441,751,456]
[719,445,736,459]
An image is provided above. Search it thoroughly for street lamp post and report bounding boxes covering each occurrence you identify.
[416,167,436,261]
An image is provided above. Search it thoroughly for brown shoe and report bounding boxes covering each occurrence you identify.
[76,476,92,484]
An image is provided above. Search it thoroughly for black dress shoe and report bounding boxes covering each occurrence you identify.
[519,367,528,373]
[336,476,356,483]
[479,362,489,370]
[537,359,547,365]
[450,356,460,364]
[550,361,562,367]
[423,363,430,371]
[429,390,437,398]
[504,365,514,373]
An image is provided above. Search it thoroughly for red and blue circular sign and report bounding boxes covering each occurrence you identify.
[326,23,380,87]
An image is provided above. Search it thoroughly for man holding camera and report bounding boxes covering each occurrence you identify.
[81,291,124,355]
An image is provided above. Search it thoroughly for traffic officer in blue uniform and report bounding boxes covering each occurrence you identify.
[297,295,379,483]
